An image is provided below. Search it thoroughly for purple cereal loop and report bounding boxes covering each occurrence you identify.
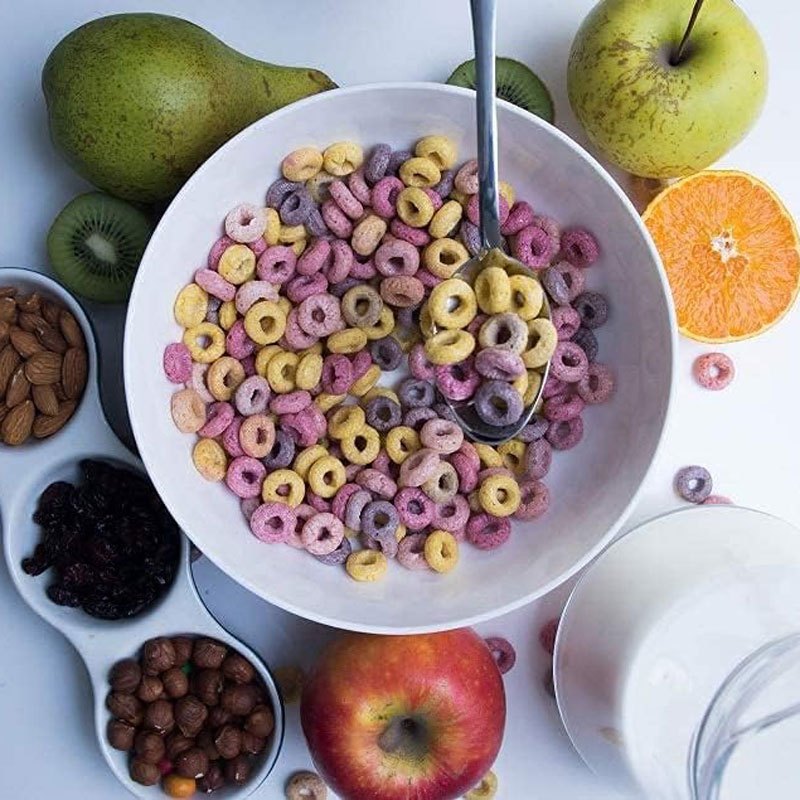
[344,489,373,532]
[450,451,479,494]
[399,377,435,408]
[250,502,296,544]
[371,175,404,218]
[544,392,585,421]
[256,245,297,285]
[329,180,365,220]
[194,268,236,302]
[459,220,482,256]
[675,465,713,504]
[397,533,430,570]
[364,143,392,184]
[314,535,352,565]
[356,468,398,499]
[349,256,377,279]
[240,496,260,522]
[326,240,354,283]
[466,193,509,227]
[550,341,589,383]
[321,199,354,238]
[393,487,435,531]
[433,494,470,536]
[474,380,524,427]
[551,306,582,341]
[305,207,329,238]
[225,456,266,499]
[297,239,332,276]
[262,428,295,469]
[369,336,404,371]
[297,293,343,337]
[466,513,511,550]
[409,343,436,381]
[198,401,234,438]
[484,636,517,674]
[416,268,442,288]
[386,149,413,176]
[266,178,303,209]
[226,319,256,359]
[366,395,402,433]
[350,349,373,381]
[374,239,420,277]
[283,309,320,350]
[512,224,557,269]
[235,280,279,315]
[424,188,444,211]
[474,348,526,381]
[269,389,312,415]
[546,416,584,450]
[542,374,568,400]
[208,235,236,269]
[524,438,553,480]
[279,187,313,226]
[398,448,441,488]
[560,228,600,268]
[282,404,326,447]
[222,416,245,457]
[372,449,393,476]
[321,353,354,394]
[517,414,549,442]
[501,201,535,236]
[552,260,586,303]
[420,418,464,455]
[285,273,328,304]
[577,363,614,404]
[332,483,361,522]
[403,406,437,431]
[361,499,400,543]
[573,291,609,329]
[390,218,431,247]
[515,479,550,520]
[457,440,481,470]
[541,266,571,306]
[163,343,192,383]
[348,167,372,204]
[306,492,332,513]
[432,169,454,198]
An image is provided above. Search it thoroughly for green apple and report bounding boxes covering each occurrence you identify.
[567,0,768,178]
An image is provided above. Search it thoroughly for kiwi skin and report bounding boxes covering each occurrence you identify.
[47,191,153,303]
[447,56,555,124]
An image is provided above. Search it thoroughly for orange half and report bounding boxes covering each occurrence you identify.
[643,171,800,342]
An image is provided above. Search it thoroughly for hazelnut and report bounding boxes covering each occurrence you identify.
[192,669,224,706]
[175,695,208,738]
[143,637,177,675]
[109,659,142,693]
[197,763,225,794]
[240,730,267,755]
[223,754,251,786]
[165,732,195,761]
[206,706,234,729]
[174,746,210,779]
[162,666,190,699]
[134,730,167,764]
[245,705,274,739]
[196,729,220,761]
[143,698,175,735]
[192,638,228,670]
[106,691,144,726]
[130,757,160,786]
[221,653,256,684]
[137,674,165,703]
[107,719,136,751]
[221,684,257,716]
[213,724,242,760]
[172,636,194,667]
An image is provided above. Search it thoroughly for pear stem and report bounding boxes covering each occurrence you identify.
[671,0,707,66]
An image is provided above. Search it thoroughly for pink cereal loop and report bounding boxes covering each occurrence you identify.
[321,199,354,238]
[225,456,266,498]
[284,309,319,350]
[226,319,256,359]
[198,401,234,438]
[163,343,192,384]
[551,306,582,340]
[208,235,235,269]
[349,257,377,279]
[390,218,431,247]
[423,188,444,211]
[374,239,420,277]
[501,201,535,236]
[222,416,245,457]
[270,389,312,415]
[693,352,735,391]
[329,180,365,220]
[466,193,509,227]
[371,176,404,218]
[348,167,372,205]
[235,280,279,315]
[190,363,214,403]
[194,268,236,302]
[454,159,479,194]
[257,245,297,284]
[286,273,328,304]
[297,239,333,276]
[250,502,295,544]
[350,349,373,381]
[326,240,355,283]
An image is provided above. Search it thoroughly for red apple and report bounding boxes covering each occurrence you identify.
[300,629,505,800]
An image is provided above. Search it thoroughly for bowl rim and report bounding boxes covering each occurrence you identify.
[124,81,678,634]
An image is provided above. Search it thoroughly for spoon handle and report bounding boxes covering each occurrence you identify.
[470,0,502,249]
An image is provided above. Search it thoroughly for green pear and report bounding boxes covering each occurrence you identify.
[567,0,767,178]
[42,13,336,203]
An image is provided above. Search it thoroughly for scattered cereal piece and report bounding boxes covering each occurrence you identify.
[274,665,306,705]
[484,636,516,674]
[675,465,713,504]
[693,352,735,391]
[465,770,498,800]
[538,618,560,655]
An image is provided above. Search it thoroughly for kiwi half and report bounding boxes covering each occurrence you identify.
[47,192,153,303]
[447,56,555,124]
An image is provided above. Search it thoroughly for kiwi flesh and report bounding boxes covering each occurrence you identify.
[47,192,153,303]
[447,56,555,124]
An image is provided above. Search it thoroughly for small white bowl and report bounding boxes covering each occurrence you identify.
[124,83,676,634]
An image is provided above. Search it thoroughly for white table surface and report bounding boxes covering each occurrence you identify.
[1,0,798,797]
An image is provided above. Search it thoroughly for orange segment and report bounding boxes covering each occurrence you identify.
[643,171,800,343]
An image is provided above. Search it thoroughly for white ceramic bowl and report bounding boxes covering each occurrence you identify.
[124,83,676,634]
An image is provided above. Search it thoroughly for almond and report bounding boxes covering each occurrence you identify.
[33,401,76,439]
[6,364,30,408]
[41,300,62,327]
[1,399,34,445]
[59,310,85,349]
[0,343,21,397]
[62,347,88,399]
[32,384,59,416]
[0,287,17,299]
[0,320,9,348]
[10,327,43,358]
[53,382,68,401]
[24,351,62,385]
[18,311,47,333]
[0,404,8,424]
[35,322,68,354]
[0,297,17,323]
[17,293,41,313]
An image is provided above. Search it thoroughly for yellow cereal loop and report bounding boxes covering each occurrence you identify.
[276,296,292,318]
[498,440,527,476]
[478,474,521,517]
[385,426,421,464]
[474,443,503,468]
[468,490,482,513]
[361,387,400,405]
[499,181,515,206]
[261,469,306,507]
[183,323,226,364]
[511,370,529,399]
[340,425,380,465]
[415,135,457,171]
[427,279,477,330]
[465,771,498,800]
[475,266,512,314]
[207,356,246,401]
[192,438,227,481]
[291,238,307,257]
[255,344,283,377]
[307,456,347,498]
[301,342,324,356]
[295,352,323,390]
[327,404,366,439]
[282,146,324,182]
[450,188,470,207]
[349,364,381,397]
[522,318,558,369]
[244,300,287,345]
[293,445,329,480]
[423,237,470,278]
[419,304,436,338]
[424,530,459,573]
[428,201,464,240]
[278,223,307,244]
[399,156,441,188]
[351,214,387,257]
[396,187,435,228]
[345,549,387,582]
[424,329,475,365]
[315,392,347,413]
[266,351,299,393]
[327,327,368,354]
[363,306,395,340]
[218,244,256,285]
[263,207,281,246]
[395,523,407,542]
[219,300,237,330]
[509,274,544,320]
[523,369,543,406]
[174,283,209,328]
[323,141,364,176]
[306,170,336,203]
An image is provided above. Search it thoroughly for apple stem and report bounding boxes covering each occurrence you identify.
[671,0,707,66]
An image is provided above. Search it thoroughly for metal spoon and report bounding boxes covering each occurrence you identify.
[438,0,551,445]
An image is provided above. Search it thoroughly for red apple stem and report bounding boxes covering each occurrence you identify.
[671,0,707,66]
